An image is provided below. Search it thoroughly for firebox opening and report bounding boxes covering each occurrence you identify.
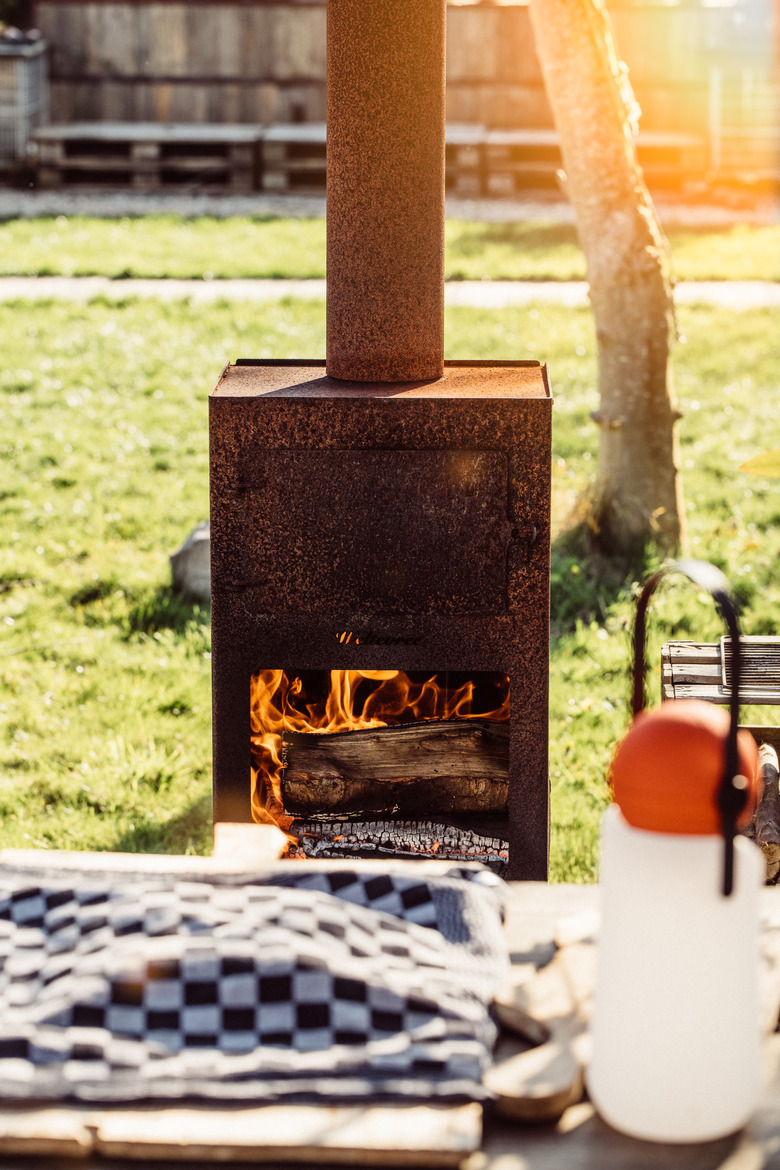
[250,670,510,872]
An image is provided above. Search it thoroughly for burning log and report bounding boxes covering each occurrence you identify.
[282,720,508,816]
[291,816,509,873]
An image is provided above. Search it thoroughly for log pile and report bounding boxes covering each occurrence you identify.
[748,743,780,883]
[282,718,509,871]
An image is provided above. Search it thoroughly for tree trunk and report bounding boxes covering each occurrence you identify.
[527,0,684,559]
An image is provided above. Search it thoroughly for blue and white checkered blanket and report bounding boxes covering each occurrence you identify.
[0,861,509,1104]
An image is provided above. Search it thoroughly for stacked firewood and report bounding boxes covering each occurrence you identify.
[282,719,509,872]
[746,743,780,883]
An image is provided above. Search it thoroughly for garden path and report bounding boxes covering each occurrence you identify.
[1,188,778,226]
[0,274,778,308]
[2,187,777,308]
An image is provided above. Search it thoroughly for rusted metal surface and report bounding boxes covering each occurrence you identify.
[224,448,511,614]
[209,359,552,880]
[214,359,547,400]
[326,0,446,382]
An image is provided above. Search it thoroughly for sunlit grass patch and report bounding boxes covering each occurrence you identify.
[0,294,778,879]
[1,215,780,281]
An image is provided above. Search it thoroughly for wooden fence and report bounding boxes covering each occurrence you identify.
[30,1,762,135]
[33,2,328,125]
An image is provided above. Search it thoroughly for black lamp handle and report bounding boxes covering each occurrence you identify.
[632,558,746,897]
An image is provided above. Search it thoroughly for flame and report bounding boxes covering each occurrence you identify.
[249,670,510,830]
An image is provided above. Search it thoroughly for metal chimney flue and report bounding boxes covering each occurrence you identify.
[326,0,446,383]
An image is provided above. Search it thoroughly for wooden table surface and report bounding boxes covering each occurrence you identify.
[488,882,780,1170]
[2,846,780,1169]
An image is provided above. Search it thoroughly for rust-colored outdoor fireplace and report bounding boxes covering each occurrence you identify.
[209,0,552,879]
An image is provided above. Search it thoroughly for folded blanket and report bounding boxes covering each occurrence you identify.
[0,861,509,1104]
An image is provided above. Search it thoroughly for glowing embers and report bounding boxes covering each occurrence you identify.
[249,670,510,866]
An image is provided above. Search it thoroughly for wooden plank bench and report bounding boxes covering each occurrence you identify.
[444,122,488,197]
[483,128,707,196]
[259,122,490,195]
[260,121,327,192]
[632,130,709,190]
[29,122,264,191]
[28,120,708,196]
[662,636,780,754]
[484,129,562,196]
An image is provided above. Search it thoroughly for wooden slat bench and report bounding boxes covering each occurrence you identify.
[662,636,780,754]
[484,129,562,196]
[28,120,709,196]
[444,122,488,196]
[260,121,327,192]
[29,122,264,191]
[482,128,707,196]
[259,122,490,195]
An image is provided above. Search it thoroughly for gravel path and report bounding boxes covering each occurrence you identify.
[0,275,778,309]
[1,188,778,227]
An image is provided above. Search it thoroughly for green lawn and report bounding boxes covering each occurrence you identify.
[2,290,778,879]
[1,215,780,281]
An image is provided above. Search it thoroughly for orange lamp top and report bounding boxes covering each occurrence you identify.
[610,699,758,835]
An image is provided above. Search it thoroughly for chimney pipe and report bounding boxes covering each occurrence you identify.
[326,0,446,383]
